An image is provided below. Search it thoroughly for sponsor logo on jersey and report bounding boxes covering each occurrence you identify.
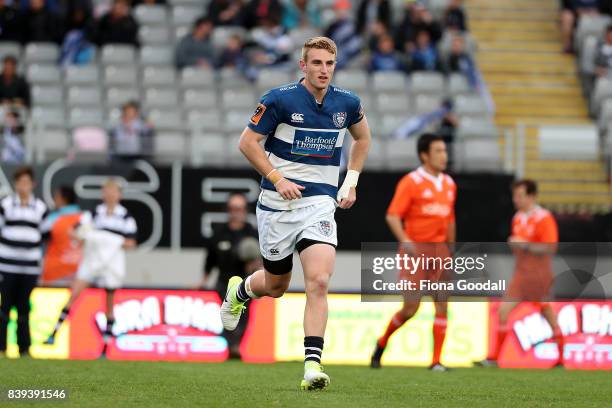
[421,203,451,217]
[317,220,333,237]
[333,112,346,128]
[291,113,304,123]
[269,248,279,255]
[250,103,266,125]
[333,87,351,95]
[423,189,433,199]
[291,130,338,158]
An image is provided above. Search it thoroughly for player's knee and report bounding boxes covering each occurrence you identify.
[400,303,418,319]
[306,273,330,296]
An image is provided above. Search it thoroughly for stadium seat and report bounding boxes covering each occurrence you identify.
[574,14,611,55]
[169,0,204,5]
[454,95,488,116]
[180,67,215,88]
[24,42,59,63]
[415,94,442,114]
[71,126,109,161]
[144,88,180,108]
[384,138,419,169]
[173,25,191,43]
[139,26,171,45]
[211,26,247,51]
[101,44,136,65]
[171,6,202,26]
[106,87,139,109]
[374,93,411,114]
[148,109,184,131]
[226,134,245,165]
[592,77,612,115]
[26,64,61,84]
[134,5,168,25]
[67,86,103,107]
[190,133,227,167]
[289,28,320,50]
[257,69,293,92]
[103,65,138,86]
[457,117,498,139]
[447,73,471,96]
[333,70,369,92]
[31,106,66,128]
[186,109,223,132]
[219,67,251,88]
[379,113,409,138]
[31,85,63,106]
[36,129,69,161]
[221,89,256,110]
[428,0,451,19]
[454,137,502,172]
[410,72,445,95]
[106,107,122,127]
[366,138,385,169]
[140,45,174,66]
[142,66,176,87]
[372,72,407,93]
[438,31,477,60]
[182,89,217,109]
[154,132,187,163]
[68,107,104,128]
[223,110,252,133]
[64,65,99,85]
[598,99,612,131]
[0,42,21,60]
[580,35,598,76]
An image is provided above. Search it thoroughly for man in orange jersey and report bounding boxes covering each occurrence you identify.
[371,133,456,371]
[40,186,83,285]
[483,179,563,367]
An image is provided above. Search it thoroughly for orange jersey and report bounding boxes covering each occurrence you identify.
[41,212,83,283]
[387,167,456,243]
[508,206,558,300]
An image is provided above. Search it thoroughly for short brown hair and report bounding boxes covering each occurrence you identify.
[512,179,537,196]
[302,36,337,62]
[13,166,34,181]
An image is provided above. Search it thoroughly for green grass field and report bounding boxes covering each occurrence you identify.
[1,359,611,408]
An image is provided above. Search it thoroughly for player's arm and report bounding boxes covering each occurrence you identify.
[386,214,410,243]
[338,115,371,209]
[238,127,305,200]
[386,176,413,243]
[123,215,138,249]
[447,220,456,243]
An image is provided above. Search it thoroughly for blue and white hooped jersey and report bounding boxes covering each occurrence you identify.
[248,79,364,211]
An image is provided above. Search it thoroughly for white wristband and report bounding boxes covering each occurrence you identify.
[344,169,360,188]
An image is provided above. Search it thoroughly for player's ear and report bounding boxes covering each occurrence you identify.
[299,58,306,73]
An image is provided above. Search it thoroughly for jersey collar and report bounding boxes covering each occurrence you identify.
[298,78,330,107]
[417,166,444,191]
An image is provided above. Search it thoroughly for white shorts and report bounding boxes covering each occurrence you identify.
[256,199,337,261]
[76,229,126,290]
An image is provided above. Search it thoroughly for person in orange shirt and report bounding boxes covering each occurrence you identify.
[371,133,456,371]
[40,186,83,286]
[488,179,563,366]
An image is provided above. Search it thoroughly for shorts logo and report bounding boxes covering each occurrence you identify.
[333,112,346,128]
[250,103,266,125]
[269,248,279,255]
[317,220,333,237]
[291,113,304,123]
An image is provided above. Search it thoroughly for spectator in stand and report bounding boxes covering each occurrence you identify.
[394,2,442,54]
[109,101,154,162]
[1,110,25,164]
[133,0,167,6]
[601,1,612,16]
[444,34,477,87]
[443,0,467,32]
[596,25,612,77]
[95,0,138,47]
[59,6,95,66]
[243,0,283,29]
[409,29,441,72]
[207,0,244,26]
[0,56,30,108]
[324,0,362,70]
[369,33,405,72]
[217,33,248,69]
[356,0,391,34]
[282,0,321,31]
[0,0,24,42]
[23,0,63,44]
[561,0,600,53]
[249,16,293,69]
[175,16,215,69]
